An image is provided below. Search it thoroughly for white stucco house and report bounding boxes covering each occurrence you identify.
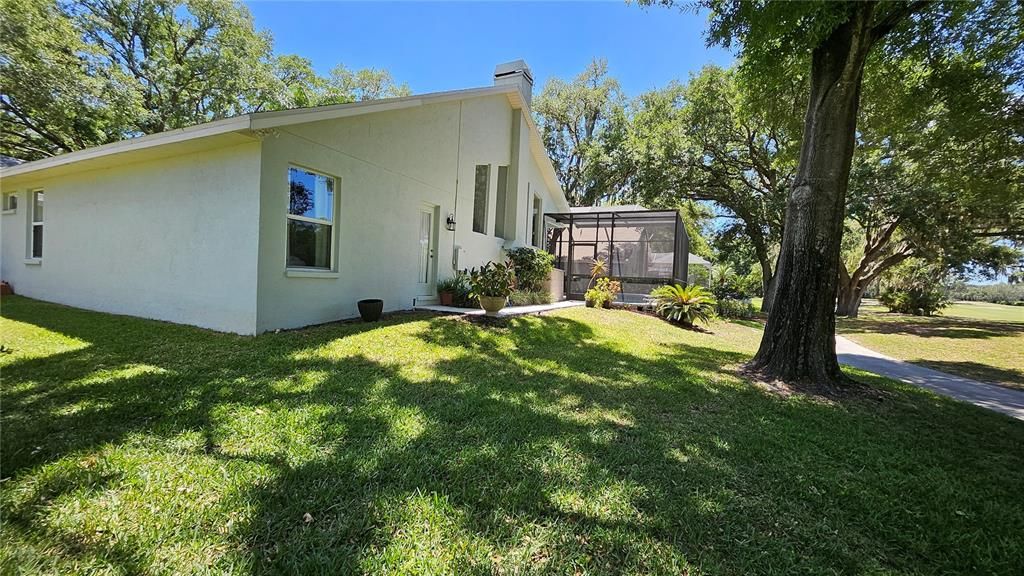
[0,60,569,334]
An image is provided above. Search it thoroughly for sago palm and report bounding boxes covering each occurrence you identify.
[648,284,717,327]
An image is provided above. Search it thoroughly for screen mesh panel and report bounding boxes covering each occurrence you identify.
[545,210,689,303]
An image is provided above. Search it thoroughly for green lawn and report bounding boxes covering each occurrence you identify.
[940,301,1024,322]
[838,301,1024,390]
[858,299,1024,323]
[2,296,1023,575]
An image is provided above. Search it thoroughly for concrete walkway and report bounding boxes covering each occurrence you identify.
[835,335,1024,421]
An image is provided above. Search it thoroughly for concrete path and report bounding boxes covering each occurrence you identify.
[835,335,1024,421]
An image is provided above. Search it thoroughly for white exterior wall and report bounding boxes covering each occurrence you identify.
[0,92,564,335]
[514,112,560,247]
[0,143,262,334]
[255,94,563,331]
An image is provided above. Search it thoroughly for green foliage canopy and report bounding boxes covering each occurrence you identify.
[533,59,630,206]
[1,0,410,161]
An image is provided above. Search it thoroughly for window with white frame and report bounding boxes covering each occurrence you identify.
[286,167,335,270]
[29,190,43,258]
[2,192,16,212]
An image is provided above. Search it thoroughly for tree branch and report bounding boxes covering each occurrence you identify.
[870,1,931,43]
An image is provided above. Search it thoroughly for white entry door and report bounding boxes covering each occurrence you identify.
[416,205,438,296]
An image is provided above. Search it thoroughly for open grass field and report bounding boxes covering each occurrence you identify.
[838,300,1024,390]
[858,299,1024,323]
[936,301,1024,322]
[2,296,1023,575]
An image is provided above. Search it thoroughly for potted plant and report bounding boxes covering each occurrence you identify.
[437,275,464,307]
[469,261,515,316]
[584,288,607,308]
[584,277,620,308]
[357,298,384,322]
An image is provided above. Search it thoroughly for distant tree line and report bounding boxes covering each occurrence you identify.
[946,282,1024,305]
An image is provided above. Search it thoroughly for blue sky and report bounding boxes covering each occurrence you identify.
[244,1,734,97]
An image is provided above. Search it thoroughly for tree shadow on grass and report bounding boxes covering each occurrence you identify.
[236,315,1024,574]
[913,360,1024,390]
[725,318,765,330]
[2,299,1024,574]
[836,313,1024,339]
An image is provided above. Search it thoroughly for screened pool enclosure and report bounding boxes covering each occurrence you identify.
[545,209,690,303]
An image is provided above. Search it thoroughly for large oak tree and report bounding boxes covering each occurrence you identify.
[837,50,1024,316]
[648,0,1021,386]
[533,59,631,206]
[626,66,798,311]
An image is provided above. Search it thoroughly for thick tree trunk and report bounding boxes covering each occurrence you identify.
[836,247,911,318]
[761,267,778,314]
[750,232,777,314]
[747,6,877,386]
[835,282,865,318]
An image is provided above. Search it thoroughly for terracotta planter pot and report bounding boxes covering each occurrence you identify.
[478,295,507,316]
[439,291,454,306]
[357,299,383,322]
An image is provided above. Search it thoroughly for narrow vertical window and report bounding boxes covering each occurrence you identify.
[30,190,43,259]
[494,165,509,239]
[532,194,543,248]
[286,167,335,270]
[472,164,490,234]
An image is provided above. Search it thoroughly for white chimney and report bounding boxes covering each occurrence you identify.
[494,60,534,108]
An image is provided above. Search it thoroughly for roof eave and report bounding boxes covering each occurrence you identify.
[0,83,571,212]
[0,115,255,179]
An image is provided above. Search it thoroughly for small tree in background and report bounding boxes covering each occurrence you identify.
[878,260,949,316]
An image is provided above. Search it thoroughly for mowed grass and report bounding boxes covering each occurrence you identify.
[941,301,1024,323]
[838,301,1024,390]
[2,296,1023,575]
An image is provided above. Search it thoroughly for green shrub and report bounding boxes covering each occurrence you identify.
[437,276,464,294]
[739,264,764,297]
[509,290,553,306]
[716,297,756,319]
[648,284,716,327]
[584,288,608,308]
[585,277,620,308]
[711,264,750,300]
[505,247,554,292]
[469,261,515,298]
[879,287,947,316]
[453,290,478,309]
[877,259,950,316]
[443,271,477,308]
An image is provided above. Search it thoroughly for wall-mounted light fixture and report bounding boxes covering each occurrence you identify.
[446,213,456,231]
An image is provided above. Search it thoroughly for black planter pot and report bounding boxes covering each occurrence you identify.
[357,299,384,322]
